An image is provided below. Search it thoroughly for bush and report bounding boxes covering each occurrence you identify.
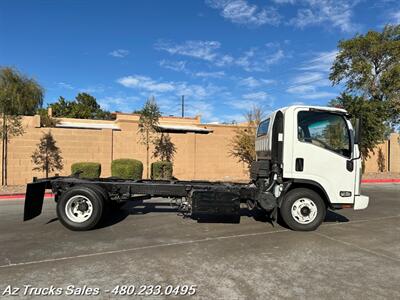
[71,162,101,178]
[111,158,143,180]
[151,161,173,180]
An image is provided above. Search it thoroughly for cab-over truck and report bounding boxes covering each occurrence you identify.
[24,105,369,231]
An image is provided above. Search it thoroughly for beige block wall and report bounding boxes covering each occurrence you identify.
[2,115,249,185]
[389,134,400,173]
[364,133,399,173]
[364,142,389,173]
[2,115,399,185]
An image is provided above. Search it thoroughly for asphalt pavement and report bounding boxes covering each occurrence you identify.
[0,184,399,299]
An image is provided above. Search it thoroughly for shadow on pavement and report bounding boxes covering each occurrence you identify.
[324,210,349,223]
[96,200,276,228]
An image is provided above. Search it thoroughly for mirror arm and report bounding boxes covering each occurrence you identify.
[350,153,361,161]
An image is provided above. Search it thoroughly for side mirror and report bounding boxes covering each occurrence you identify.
[354,118,361,145]
[349,117,362,162]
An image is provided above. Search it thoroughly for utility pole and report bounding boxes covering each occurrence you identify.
[181,95,184,118]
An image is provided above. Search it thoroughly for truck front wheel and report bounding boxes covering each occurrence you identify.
[280,188,326,231]
[57,186,104,231]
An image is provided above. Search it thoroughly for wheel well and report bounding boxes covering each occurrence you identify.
[54,183,110,203]
[285,182,332,209]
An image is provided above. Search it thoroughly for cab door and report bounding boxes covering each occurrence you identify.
[292,108,356,204]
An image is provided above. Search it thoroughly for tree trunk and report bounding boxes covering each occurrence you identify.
[146,129,149,179]
[4,122,7,186]
[1,112,6,186]
[45,148,49,178]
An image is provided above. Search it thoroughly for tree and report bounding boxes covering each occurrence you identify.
[153,133,177,162]
[50,93,113,120]
[138,96,161,178]
[230,106,265,169]
[32,131,63,178]
[377,148,385,172]
[0,67,44,185]
[37,108,59,127]
[329,25,400,126]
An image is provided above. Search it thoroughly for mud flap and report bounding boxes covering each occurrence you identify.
[23,181,46,221]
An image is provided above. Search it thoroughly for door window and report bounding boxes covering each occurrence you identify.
[298,111,351,157]
[257,119,270,137]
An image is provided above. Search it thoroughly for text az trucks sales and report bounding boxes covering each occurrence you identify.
[1,285,99,296]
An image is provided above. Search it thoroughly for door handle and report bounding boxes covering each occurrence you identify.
[295,158,304,171]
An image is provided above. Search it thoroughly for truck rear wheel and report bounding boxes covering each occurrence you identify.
[280,188,326,231]
[57,186,104,231]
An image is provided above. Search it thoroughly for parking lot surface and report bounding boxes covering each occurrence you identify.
[0,184,399,299]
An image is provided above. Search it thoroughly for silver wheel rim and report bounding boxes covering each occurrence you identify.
[291,198,318,224]
[65,195,93,223]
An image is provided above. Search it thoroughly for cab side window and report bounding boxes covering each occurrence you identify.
[257,119,270,137]
[298,111,351,157]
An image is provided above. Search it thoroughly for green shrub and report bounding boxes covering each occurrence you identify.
[111,158,143,180]
[71,162,101,179]
[151,161,173,180]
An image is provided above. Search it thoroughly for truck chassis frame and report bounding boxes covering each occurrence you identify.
[24,176,258,225]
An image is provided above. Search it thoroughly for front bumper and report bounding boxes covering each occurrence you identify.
[354,195,369,210]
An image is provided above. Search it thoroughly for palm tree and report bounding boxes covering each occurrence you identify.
[0,67,44,185]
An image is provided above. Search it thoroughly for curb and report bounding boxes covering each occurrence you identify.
[361,179,400,183]
[0,193,54,200]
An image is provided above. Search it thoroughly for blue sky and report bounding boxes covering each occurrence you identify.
[1,0,399,123]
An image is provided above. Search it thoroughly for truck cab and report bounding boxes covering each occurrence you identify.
[253,105,369,230]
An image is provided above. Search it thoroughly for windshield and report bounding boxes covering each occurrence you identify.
[298,111,351,157]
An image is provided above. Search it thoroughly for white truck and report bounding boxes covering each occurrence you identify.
[24,105,369,231]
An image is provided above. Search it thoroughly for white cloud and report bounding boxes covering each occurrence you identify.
[243,91,268,100]
[117,75,175,93]
[56,82,74,90]
[194,71,225,78]
[214,54,235,67]
[117,74,223,100]
[235,48,285,71]
[227,92,273,110]
[287,65,335,99]
[156,39,285,71]
[205,0,281,26]
[239,76,276,88]
[109,49,130,58]
[159,60,187,72]
[288,0,360,33]
[299,50,338,72]
[286,83,336,99]
[298,91,337,99]
[98,96,139,112]
[185,100,217,122]
[286,84,315,94]
[291,72,325,85]
[265,49,285,64]
[155,40,221,61]
[80,85,106,94]
[388,11,400,24]
[272,0,296,3]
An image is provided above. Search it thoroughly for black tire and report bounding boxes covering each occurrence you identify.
[80,184,110,218]
[280,188,326,231]
[83,184,125,211]
[57,185,104,231]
